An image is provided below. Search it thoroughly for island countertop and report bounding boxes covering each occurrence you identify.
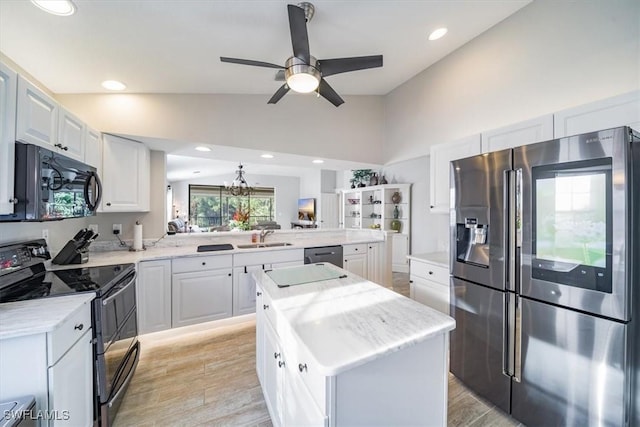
[254,263,456,376]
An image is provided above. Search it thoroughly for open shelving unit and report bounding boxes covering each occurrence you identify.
[340,183,411,272]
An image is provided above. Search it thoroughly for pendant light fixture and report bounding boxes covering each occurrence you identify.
[225,163,253,196]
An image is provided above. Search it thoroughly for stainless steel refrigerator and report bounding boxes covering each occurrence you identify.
[449,126,639,426]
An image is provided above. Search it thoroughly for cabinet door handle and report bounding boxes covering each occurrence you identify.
[257,291,262,296]
[429,271,434,275]
[298,363,307,372]
[62,146,68,151]
[106,202,111,206]
[409,280,413,283]
[278,361,285,368]
[228,273,231,277]
[202,262,206,265]
[74,323,84,331]
[274,352,280,359]
[8,198,18,204]
[263,304,269,310]
[54,143,63,149]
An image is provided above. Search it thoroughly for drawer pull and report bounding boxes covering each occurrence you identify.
[429,271,434,275]
[74,323,84,331]
[274,352,280,359]
[202,262,206,265]
[298,363,307,372]
[257,291,262,296]
[263,304,269,310]
[278,361,285,368]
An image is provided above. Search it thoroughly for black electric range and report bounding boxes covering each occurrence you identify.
[0,239,134,303]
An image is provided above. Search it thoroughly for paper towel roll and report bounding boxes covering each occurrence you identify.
[133,222,143,250]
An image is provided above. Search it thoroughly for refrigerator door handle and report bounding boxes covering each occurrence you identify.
[514,295,523,382]
[504,170,516,292]
[503,292,516,377]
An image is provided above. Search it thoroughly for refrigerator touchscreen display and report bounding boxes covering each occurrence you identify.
[531,159,612,293]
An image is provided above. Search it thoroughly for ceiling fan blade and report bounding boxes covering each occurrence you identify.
[318,55,383,77]
[288,4,310,63]
[268,84,290,104]
[318,79,344,107]
[220,57,284,69]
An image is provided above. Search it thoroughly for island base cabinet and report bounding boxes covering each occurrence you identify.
[332,335,448,426]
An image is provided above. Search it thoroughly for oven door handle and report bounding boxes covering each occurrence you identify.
[102,271,137,306]
[107,341,140,408]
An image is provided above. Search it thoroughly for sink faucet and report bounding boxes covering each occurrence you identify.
[259,229,275,243]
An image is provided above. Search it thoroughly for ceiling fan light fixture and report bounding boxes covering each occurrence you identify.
[31,0,76,16]
[285,56,320,93]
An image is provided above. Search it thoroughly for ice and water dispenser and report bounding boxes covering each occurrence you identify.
[455,211,490,268]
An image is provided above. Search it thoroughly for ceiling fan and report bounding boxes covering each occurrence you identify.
[220,2,383,107]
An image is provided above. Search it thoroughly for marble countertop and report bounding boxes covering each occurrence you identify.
[47,229,388,269]
[255,263,455,376]
[0,293,95,340]
[406,251,449,269]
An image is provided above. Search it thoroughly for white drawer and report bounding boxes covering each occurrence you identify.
[290,341,327,413]
[47,301,91,366]
[343,243,367,256]
[411,279,450,315]
[410,260,449,285]
[233,248,304,267]
[172,254,232,273]
[261,291,277,331]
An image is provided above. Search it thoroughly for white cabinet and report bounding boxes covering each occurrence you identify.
[0,62,17,215]
[57,107,85,161]
[553,90,640,137]
[481,114,554,153]
[48,326,93,427]
[172,255,233,328]
[232,250,304,316]
[137,259,172,334]
[392,233,410,273]
[366,242,381,284]
[84,127,102,170]
[429,134,481,213]
[0,300,94,427]
[101,134,150,212]
[16,75,58,150]
[343,243,367,278]
[409,258,450,315]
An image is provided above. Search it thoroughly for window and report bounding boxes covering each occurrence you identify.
[188,185,275,229]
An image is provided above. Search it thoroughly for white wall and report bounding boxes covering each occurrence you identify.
[384,0,640,164]
[170,173,300,228]
[56,93,386,165]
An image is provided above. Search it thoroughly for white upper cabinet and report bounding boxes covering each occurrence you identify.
[57,106,85,161]
[430,134,481,214]
[481,114,554,153]
[16,75,58,149]
[84,127,102,170]
[553,90,640,138]
[0,62,17,215]
[101,134,150,212]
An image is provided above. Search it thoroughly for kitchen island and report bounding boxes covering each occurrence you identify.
[254,263,455,426]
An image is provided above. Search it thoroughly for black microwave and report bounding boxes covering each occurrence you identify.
[0,142,102,222]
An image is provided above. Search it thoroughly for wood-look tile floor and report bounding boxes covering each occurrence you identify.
[114,273,522,427]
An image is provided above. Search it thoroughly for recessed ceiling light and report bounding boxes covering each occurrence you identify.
[193,171,201,174]
[312,159,324,164]
[261,154,274,159]
[428,27,448,41]
[195,146,211,152]
[101,80,127,91]
[31,0,76,16]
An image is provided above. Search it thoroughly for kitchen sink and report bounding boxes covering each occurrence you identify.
[236,242,293,249]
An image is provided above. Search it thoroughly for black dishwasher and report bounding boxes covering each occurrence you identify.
[303,245,343,268]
